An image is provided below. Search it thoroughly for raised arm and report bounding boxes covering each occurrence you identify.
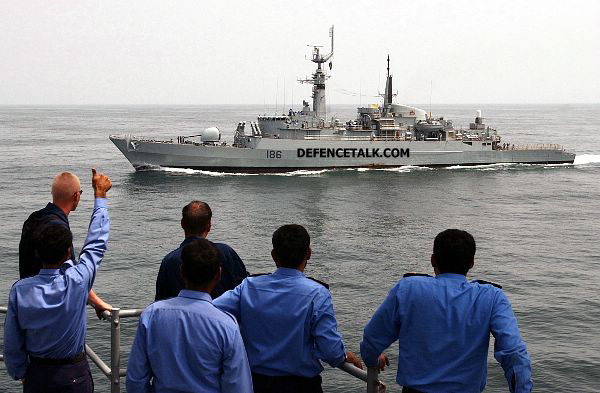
[67,169,111,290]
[491,291,533,393]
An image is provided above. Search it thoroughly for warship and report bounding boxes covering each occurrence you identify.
[110,26,575,172]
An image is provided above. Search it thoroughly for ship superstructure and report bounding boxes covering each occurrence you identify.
[109,26,575,172]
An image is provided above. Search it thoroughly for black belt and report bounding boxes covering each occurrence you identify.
[30,352,86,366]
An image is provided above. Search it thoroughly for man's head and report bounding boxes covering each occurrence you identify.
[51,172,81,214]
[431,229,476,275]
[271,224,311,269]
[36,224,73,268]
[181,238,222,291]
[181,201,212,237]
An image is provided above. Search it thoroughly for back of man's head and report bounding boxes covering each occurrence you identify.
[433,229,476,275]
[36,224,73,266]
[51,172,80,205]
[181,238,221,287]
[272,224,310,268]
[181,201,212,235]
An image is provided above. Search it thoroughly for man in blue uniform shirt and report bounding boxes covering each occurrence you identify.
[360,229,533,393]
[19,171,112,318]
[127,238,253,393]
[214,224,363,393]
[4,168,112,393]
[155,200,248,300]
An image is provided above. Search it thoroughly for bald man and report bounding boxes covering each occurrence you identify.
[19,172,112,317]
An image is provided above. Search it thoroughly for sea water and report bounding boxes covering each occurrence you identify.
[0,104,599,392]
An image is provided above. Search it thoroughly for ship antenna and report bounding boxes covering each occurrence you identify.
[387,54,390,79]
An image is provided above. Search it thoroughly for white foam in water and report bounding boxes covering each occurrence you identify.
[574,154,600,165]
[153,155,599,176]
[160,167,258,177]
[269,169,331,177]
[444,163,517,171]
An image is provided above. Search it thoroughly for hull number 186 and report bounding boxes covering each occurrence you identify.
[266,150,282,159]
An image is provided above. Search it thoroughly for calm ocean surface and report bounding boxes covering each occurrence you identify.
[0,104,599,392]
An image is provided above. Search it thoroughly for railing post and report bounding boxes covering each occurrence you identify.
[367,366,379,393]
[110,308,121,393]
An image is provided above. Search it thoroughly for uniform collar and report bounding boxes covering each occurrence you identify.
[274,267,305,277]
[180,235,205,248]
[435,273,468,282]
[178,289,212,302]
[45,202,69,223]
[38,268,61,276]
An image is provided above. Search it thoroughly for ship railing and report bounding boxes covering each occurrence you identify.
[304,135,411,142]
[0,305,386,393]
[507,144,565,151]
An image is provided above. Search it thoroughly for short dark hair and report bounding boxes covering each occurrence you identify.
[35,224,73,265]
[272,224,310,268]
[181,238,221,287]
[433,229,476,275]
[181,201,212,234]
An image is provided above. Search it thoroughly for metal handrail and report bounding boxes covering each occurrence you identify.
[1,305,384,392]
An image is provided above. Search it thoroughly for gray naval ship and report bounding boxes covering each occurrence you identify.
[110,27,575,172]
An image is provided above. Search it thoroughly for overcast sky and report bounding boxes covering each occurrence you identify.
[1,0,599,105]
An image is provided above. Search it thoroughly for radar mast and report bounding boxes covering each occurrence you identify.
[299,25,334,121]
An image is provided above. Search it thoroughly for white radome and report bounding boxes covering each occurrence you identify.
[201,127,221,142]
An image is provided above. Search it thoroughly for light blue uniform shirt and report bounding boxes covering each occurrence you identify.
[3,198,110,379]
[213,267,347,377]
[361,273,533,393]
[126,290,253,393]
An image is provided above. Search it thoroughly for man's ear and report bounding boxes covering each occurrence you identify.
[206,221,212,234]
[271,249,280,267]
[306,247,312,261]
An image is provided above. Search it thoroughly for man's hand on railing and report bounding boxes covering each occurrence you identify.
[377,353,390,371]
[91,300,113,320]
[345,351,363,370]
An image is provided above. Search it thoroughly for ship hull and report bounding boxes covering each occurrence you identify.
[110,135,576,172]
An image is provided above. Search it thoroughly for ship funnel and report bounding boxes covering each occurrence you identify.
[476,109,482,118]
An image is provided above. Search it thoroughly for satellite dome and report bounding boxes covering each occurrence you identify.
[201,127,221,142]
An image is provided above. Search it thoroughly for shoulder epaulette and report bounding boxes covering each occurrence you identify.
[307,276,329,290]
[249,273,270,277]
[220,309,238,324]
[472,279,502,289]
[403,273,432,278]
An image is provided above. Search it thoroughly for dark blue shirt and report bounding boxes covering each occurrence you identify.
[19,202,75,279]
[155,236,248,300]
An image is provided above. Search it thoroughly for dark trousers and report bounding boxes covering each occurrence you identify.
[402,387,424,393]
[24,357,93,393]
[252,372,323,393]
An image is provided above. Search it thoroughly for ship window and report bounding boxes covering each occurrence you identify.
[463,141,472,145]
